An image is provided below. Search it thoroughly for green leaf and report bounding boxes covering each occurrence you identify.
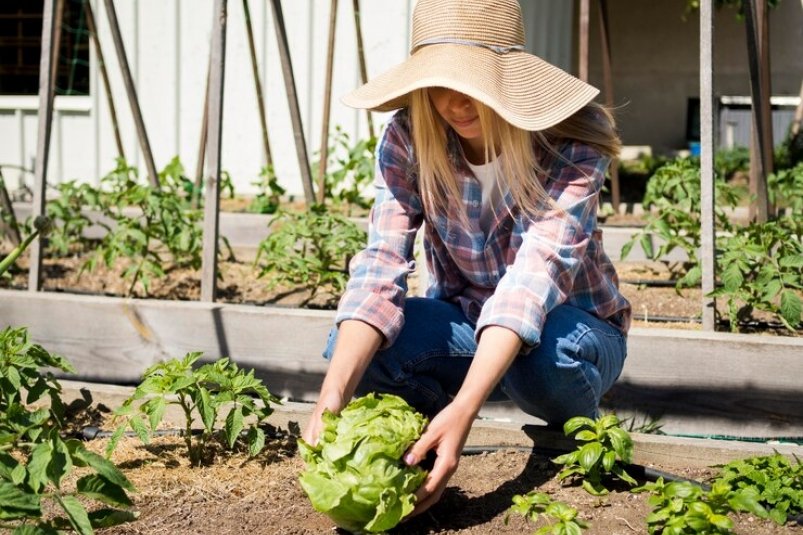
[69,443,134,492]
[0,480,41,518]
[578,442,603,472]
[225,406,244,449]
[563,417,595,437]
[87,508,139,529]
[11,525,58,535]
[76,474,133,507]
[145,397,166,431]
[26,441,53,493]
[247,426,266,457]
[780,290,801,328]
[197,387,216,432]
[104,426,127,458]
[46,437,72,489]
[129,416,151,444]
[55,494,94,535]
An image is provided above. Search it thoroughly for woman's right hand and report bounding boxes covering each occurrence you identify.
[302,388,347,446]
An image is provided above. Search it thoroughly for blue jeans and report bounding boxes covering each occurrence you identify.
[323,297,627,426]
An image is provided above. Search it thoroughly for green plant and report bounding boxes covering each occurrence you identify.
[714,146,750,181]
[248,165,285,215]
[712,453,803,525]
[45,180,102,256]
[768,162,803,215]
[317,126,376,215]
[552,414,637,496]
[83,183,203,296]
[106,352,281,466]
[709,217,803,331]
[505,491,589,534]
[254,204,367,302]
[633,478,736,534]
[0,326,136,534]
[297,393,428,534]
[0,215,52,279]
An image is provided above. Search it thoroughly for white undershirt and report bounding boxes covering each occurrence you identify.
[466,156,504,235]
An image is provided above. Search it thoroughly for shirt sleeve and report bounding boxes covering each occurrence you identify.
[335,115,424,348]
[475,141,610,349]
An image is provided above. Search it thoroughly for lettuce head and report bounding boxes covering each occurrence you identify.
[298,393,428,533]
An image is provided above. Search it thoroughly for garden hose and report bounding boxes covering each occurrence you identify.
[664,432,803,446]
[78,424,291,442]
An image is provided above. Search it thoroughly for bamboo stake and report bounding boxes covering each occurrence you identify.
[103,0,160,188]
[200,0,228,303]
[29,0,61,292]
[51,0,65,88]
[242,0,273,167]
[352,0,374,138]
[193,58,211,209]
[83,0,126,160]
[317,0,338,205]
[269,0,315,206]
[578,0,589,82]
[700,0,717,331]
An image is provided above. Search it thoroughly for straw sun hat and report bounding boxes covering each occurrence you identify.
[341,0,599,132]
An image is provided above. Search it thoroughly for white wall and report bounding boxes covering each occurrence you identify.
[0,0,415,197]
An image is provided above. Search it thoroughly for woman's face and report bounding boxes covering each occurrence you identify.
[428,88,483,146]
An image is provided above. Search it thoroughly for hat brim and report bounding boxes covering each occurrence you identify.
[341,44,599,132]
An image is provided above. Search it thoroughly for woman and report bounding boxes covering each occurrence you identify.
[302,0,631,516]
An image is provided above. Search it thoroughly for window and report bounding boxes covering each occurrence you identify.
[0,0,90,96]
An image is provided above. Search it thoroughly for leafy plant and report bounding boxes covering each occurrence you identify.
[297,393,428,534]
[712,453,803,525]
[768,162,803,215]
[316,126,376,215]
[254,204,366,303]
[0,215,52,279]
[709,217,803,331]
[0,326,137,534]
[106,352,281,466]
[505,491,589,534]
[45,180,102,256]
[248,164,285,215]
[633,478,736,534]
[552,414,637,496]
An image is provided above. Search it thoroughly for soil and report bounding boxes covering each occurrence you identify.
[57,432,795,535]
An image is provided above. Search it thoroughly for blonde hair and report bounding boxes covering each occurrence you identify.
[408,88,621,222]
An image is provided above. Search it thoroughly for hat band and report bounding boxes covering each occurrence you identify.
[416,37,525,55]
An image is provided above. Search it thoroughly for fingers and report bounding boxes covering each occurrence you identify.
[410,453,459,517]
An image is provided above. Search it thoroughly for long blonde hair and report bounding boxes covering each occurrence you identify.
[408,88,621,222]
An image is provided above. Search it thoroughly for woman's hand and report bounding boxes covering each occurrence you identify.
[302,389,347,445]
[403,399,476,516]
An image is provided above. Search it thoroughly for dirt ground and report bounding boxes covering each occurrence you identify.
[63,431,795,535]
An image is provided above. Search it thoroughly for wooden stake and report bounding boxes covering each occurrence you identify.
[699,0,717,331]
[200,0,228,303]
[51,0,65,88]
[83,0,126,160]
[269,0,315,206]
[352,0,374,138]
[744,0,772,222]
[597,0,620,213]
[0,168,22,246]
[103,0,160,188]
[578,0,589,82]
[193,58,211,209]
[242,0,273,167]
[792,80,803,137]
[28,0,61,292]
[317,0,338,205]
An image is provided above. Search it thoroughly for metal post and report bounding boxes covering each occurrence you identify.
[84,0,126,160]
[242,0,274,167]
[29,0,61,292]
[200,0,228,303]
[700,0,717,331]
[317,0,338,204]
[352,0,374,138]
[103,0,160,188]
[270,0,315,206]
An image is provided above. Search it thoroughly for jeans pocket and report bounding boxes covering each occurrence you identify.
[576,328,626,395]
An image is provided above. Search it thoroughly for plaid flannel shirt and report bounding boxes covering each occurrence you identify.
[336,109,631,349]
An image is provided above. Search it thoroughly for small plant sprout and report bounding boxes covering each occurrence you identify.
[106,352,281,466]
[552,414,638,496]
[505,491,589,535]
[633,478,735,534]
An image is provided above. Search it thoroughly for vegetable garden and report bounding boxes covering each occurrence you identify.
[3,0,803,533]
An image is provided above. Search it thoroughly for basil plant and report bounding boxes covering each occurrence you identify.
[298,393,428,533]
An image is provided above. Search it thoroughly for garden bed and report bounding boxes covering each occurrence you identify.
[51,383,803,535]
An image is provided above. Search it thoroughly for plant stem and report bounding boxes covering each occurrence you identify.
[0,228,39,276]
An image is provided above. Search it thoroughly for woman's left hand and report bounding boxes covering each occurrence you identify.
[403,400,476,516]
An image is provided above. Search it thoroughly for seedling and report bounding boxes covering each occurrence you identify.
[633,478,735,534]
[106,352,281,466]
[505,491,589,534]
[552,414,637,496]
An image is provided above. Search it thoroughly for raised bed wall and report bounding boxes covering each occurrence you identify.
[3,288,801,438]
